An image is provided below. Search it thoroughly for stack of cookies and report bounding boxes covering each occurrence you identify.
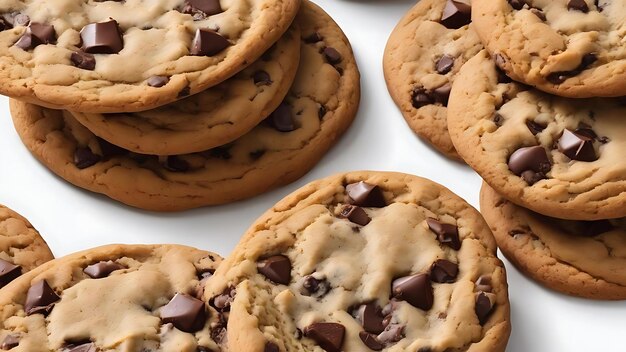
[0,0,360,211]
[386,0,626,299]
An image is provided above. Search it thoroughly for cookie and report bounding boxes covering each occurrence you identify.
[472,0,626,97]
[480,183,626,300]
[69,24,301,156]
[204,171,510,352]
[447,50,626,220]
[384,0,482,160]
[0,244,223,351]
[0,204,54,290]
[10,1,359,212]
[0,0,300,113]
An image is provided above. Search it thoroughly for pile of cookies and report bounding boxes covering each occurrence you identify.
[0,171,511,351]
[386,0,626,299]
[0,0,360,211]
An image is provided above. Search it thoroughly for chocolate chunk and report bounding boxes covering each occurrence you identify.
[525,120,546,135]
[25,279,60,315]
[377,323,405,344]
[340,205,371,226]
[97,138,127,159]
[160,293,207,333]
[580,53,598,69]
[269,103,296,132]
[440,0,472,29]
[432,84,451,106]
[427,218,461,250]
[411,88,434,109]
[84,261,124,279]
[558,129,597,162]
[568,0,589,12]
[304,32,323,43]
[493,113,504,127]
[210,315,227,344]
[264,342,280,352]
[507,0,528,10]
[359,331,384,351]
[508,146,551,182]
[64,342,96,352]
[177,85,191,98]
[164,156,190,172]
[530,8,547,21]
[186,0,223,16]
[323,47,342,65]
[190,29,229,56]
[475,292,494,325]
[430,259,458,283]
[210,286,236,312]
[147,75,170,87]
[302,275,330,297]
[257,255,291,285]
[391,274,433,310]
[1,334,19,350]
[0,259,21,288]
[304,322,345,352]
[74,147,101,169]
[435,55,454,74]
[253,70,272,86]
[346,181,386,207]
[80,20,123,54]
[15,22,56,50]
[475,275,493,292]
[70,51,96,70]
[354,303,385,334]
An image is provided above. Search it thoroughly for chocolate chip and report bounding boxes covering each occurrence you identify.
[568,0,589,12]
[354,303,385,334]
[435,55,454,74]
[84,261,124,279]
[340,205,371,226]
[432,84,451,106]
[74,147,101,169]
[304,32,323,43]
[440,0,472,29]
[0,259,21,289]
[264,342,280,352]
[359,331,384,351]
[147,75,170,87]
[427,218,461,250]
[530,8,547,21]
[64,342,96,352]
[185,0,223,16]
[558,129,597,162]
[304,322,345,352]
[508,146,551,183]
[475,292,494,325]
[269,103,296,132]
[25,279,60,315]
[302,275,330,297]
[411,88,434,109]
[430,259,458,283]
[0,334,19,350]
[318,105,327,120]
[391,274,433,310]
[70,51,95,70]
[377,323,405,344]
[190,29,229,56]
[97,138,127,159]
[210,286,236,312]
[493,54,513,83]
[507,0,528,10]
[257,255,291,285]
[253,70,272,86]
[15,22,56,50]
[177,85,191,98]
[346,181,386,207]
[525,120,546,135]
[323,47,342,65]
[160,293,207,333]
[210,315,227,344]
[80,20,123,54]
[493,113,504,127]
[164,155,190,172]
[475,275,493,292]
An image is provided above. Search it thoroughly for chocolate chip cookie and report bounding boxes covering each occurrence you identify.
[0,0,300,113]
[204,171,510,352]
[472,0,626,97]
[70,24,301,156]
[0,244,222,351]
[480,183,626,300]
[10,1,359,211]
[447,50,626,220]
[384,0,482,160]
[0,204,53,291]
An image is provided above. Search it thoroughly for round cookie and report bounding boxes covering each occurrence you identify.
[384,0,482,160]
[0,244,223,351]
[204,171,510,352]
[448,50,626,220]
[0,0,300,113]
[70,24,301,156]
[0,204,54,290]
[480,183,626,300]
[472,0,626,98]
[10,1,359,212]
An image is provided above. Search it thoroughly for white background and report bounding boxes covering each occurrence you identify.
[0,0,625,350]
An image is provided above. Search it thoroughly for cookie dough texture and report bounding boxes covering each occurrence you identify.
[205,171,510,352]
[10,0,359,211]
[70,24,301,155]
[384,0,482,160]
[0,244,223,351]
[472,0,626,97]
[0,0,300,112]
[480,183,626,300]
[448,50,626,220]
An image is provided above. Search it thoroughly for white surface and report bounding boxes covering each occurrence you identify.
[0,0,624,350]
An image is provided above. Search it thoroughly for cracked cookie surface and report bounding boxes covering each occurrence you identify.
[472,0,626,97]
[9,0,359,211]
[384,0,482,160]
[204,171,510,352]
[0,0,300,113]
[448,50,626,220]
[480,183,626,300]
